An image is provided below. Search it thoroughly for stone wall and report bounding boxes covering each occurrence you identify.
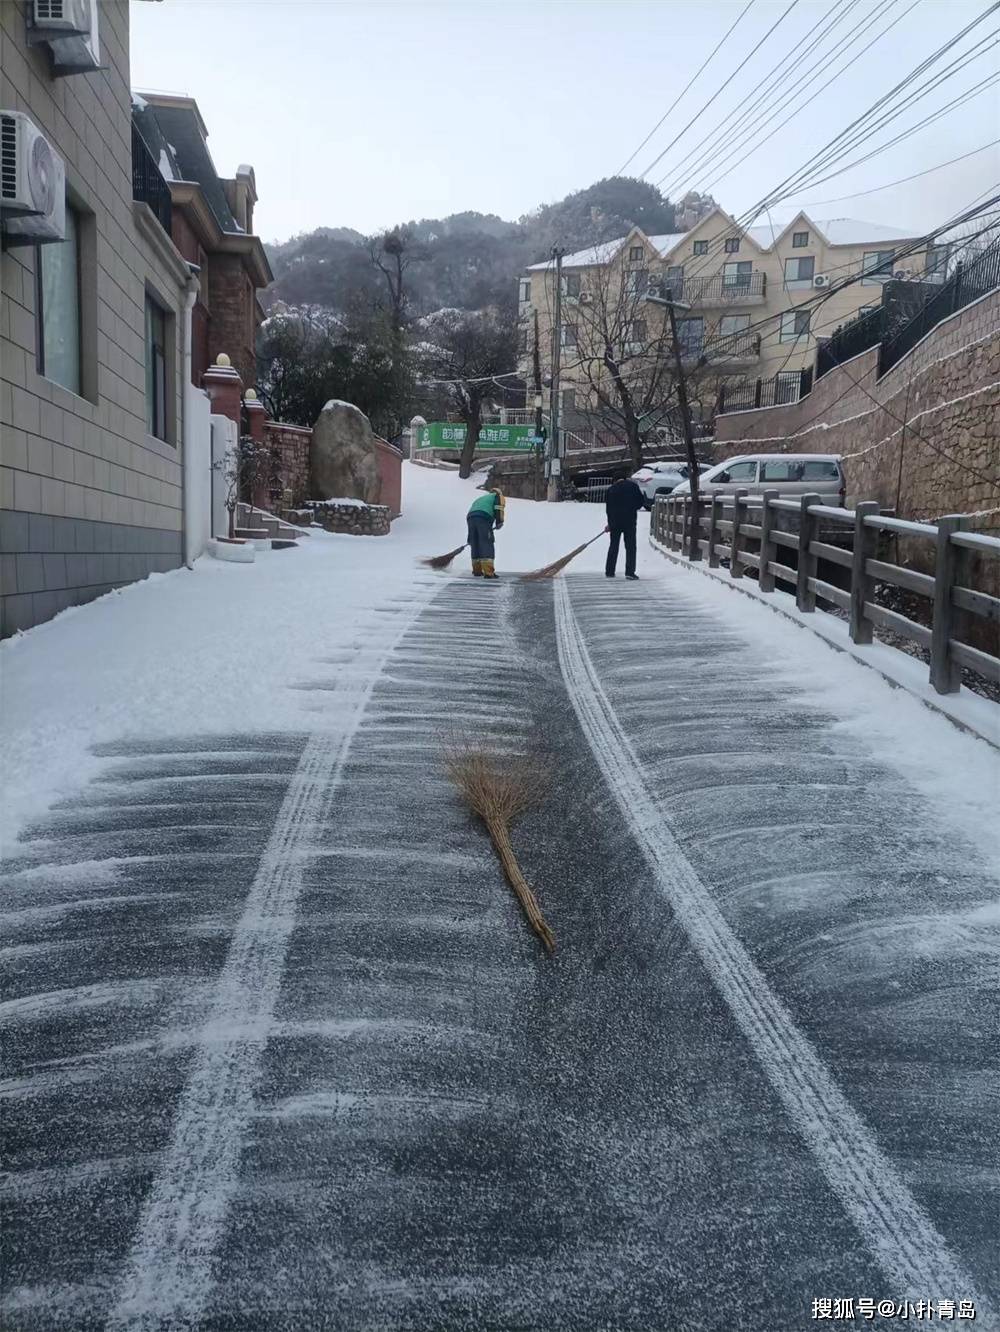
[714,289,1000,536]
[264,422,311,507]
[307,502,391,536]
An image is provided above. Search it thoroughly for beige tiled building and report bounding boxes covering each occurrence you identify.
[519,206,942,437]
[1,0,195,634]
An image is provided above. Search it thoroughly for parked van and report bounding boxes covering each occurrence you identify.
[671,453,846,505]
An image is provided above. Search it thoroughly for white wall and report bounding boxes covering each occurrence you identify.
[210,415,239,541]
[184,386,213,563]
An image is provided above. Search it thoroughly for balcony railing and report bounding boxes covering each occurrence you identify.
[669,271,767,306]
[705,329,762,363]
[717,367,813,413]
[131,122,171,233]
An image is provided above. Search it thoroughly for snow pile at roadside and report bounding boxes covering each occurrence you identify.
[0,464,640,850]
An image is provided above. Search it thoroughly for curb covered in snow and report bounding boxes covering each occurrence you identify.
[649,536,1000,752]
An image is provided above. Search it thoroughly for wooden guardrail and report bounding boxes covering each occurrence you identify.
[654,491,1000,696]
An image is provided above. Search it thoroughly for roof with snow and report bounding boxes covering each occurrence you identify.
[131,93,242,235]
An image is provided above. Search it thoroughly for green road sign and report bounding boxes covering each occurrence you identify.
[417,422,535,452]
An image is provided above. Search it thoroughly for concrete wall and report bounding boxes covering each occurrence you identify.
[374,438,402,517]
[713,288,1000,534]
[1,0,190,635]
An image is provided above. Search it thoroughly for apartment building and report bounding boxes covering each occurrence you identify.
[518,206,939,435]
[1,1,268,636]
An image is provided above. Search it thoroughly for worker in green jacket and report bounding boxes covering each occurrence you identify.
[467,488,506,578]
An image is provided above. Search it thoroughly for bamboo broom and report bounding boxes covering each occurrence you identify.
[444,748,555,955]
[521,528,608,581]
[420,543,467,570]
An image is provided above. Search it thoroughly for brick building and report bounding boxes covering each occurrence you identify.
[131,94,272,386]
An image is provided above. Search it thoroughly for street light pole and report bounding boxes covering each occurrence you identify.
[645,285,702,561]
[547,246,565,503]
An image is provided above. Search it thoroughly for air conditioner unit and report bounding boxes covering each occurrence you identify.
[30,0,90,34]
[579,292,593,304]
[28,0,100,73]
[813,273,830,288]
[0,111,66,242]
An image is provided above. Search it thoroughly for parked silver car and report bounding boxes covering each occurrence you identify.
[671,453,846,504]
[631,460,709,501]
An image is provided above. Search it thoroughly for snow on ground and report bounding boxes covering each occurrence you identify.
[0,465,626,852]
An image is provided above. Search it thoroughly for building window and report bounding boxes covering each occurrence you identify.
[779,309,811,342]
[561,388,576,415]
[722,261,752,289]
[520,278,532,303]
[665,264,684,291]
[36,204,82,395]
[719,314,750,336]
[924,243,950,278]
[693,240,709,256]
[784,256,815,285]
[145,293,169,440]
[862,249,896,284]
[518,326,529,354]
[561,323,577,348]
[792,231,809,248]
[624,269,648,296]
[676,316,704,357]
[629,245,644,261]
[563,272,581,299]
[630,319,648,343]
[724,237,740,253]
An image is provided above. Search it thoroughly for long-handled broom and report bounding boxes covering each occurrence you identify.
[521,528,608,581]
[420,543,467,570]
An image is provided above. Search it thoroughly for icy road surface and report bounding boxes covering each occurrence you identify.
[3,558,998,1331]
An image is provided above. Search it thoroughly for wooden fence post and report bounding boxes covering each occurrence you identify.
[729,488,748,578]
[707,495,721,568]
[849,501,880,643]
[795,492,822,612]
[930,514,967,694]
[758,488,779,593]
[687,493,703,561]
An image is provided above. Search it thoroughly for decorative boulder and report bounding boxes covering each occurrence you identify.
[311,400,381,504]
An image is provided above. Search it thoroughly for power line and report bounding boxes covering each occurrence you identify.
[800,138,1000,206]
[638,0,802,181]
[615,0,756,177]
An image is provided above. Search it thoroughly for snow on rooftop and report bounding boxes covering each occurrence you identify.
[528,237,627,271]
[746,217,921,249]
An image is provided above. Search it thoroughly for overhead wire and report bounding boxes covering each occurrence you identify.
[800,138,1000,206]
[615,0,756,177]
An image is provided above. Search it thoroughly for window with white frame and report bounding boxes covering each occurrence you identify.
[629,245,644,261]
[624,269,648,296]
[36,203,82,395]
[719,314,750,336]
[562,273,581,299]
[724,237,740,253]
[722,261,752,288]
[561,323,577,348]
[693,240,709,255]
[676,316,704,357]
[861,249,896,284]
[779,309,811,342]
[519,279,532,303]
[792,231,809,248]
[784,255,815,286]
[665,264,684,293]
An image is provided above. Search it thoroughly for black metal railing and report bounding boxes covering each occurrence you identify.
[669,271,767,305]
[717,367,813,414]
[878,237,1000,377]
[705,329,762,363]
[816,305,885,379]
[131,122,171,233]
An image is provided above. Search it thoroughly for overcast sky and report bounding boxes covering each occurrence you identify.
[129,0,1000,243]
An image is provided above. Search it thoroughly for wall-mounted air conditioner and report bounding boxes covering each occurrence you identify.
[813,274,830,288]
[0,111,66,243]
[28,0,100,74]
[579,292,593,304]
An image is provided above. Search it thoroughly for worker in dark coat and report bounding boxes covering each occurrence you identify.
[604,476,651,579]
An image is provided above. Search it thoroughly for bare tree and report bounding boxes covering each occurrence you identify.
[417,307,518,478]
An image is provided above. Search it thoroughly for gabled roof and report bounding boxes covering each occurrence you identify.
[745,211,922,249]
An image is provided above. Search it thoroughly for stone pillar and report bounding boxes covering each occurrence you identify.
[201,353,243,427]
[243,388,272,512]
[409,415,426,462]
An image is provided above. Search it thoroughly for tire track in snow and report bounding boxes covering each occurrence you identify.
[106,586,439,1331]
[553,577,983,1307]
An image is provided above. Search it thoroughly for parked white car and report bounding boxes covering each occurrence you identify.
[671,453,846,504]
[631,461,709,501]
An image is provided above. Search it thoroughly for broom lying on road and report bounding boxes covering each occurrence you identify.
[521,528,608,581]
[420,543,466,570]
[445,747,555,956]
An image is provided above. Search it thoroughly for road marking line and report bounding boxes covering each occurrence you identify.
[553,578,982,1304]
[107,592,436,1329]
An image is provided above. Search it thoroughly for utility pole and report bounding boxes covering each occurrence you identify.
[645,283,702,560]
[547,246,565,503]
[532,308,544,502]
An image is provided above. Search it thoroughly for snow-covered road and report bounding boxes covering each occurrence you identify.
[2,464,998,1330]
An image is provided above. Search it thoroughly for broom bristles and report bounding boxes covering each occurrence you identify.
[520,541,590,581]
[421,543,466,569]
